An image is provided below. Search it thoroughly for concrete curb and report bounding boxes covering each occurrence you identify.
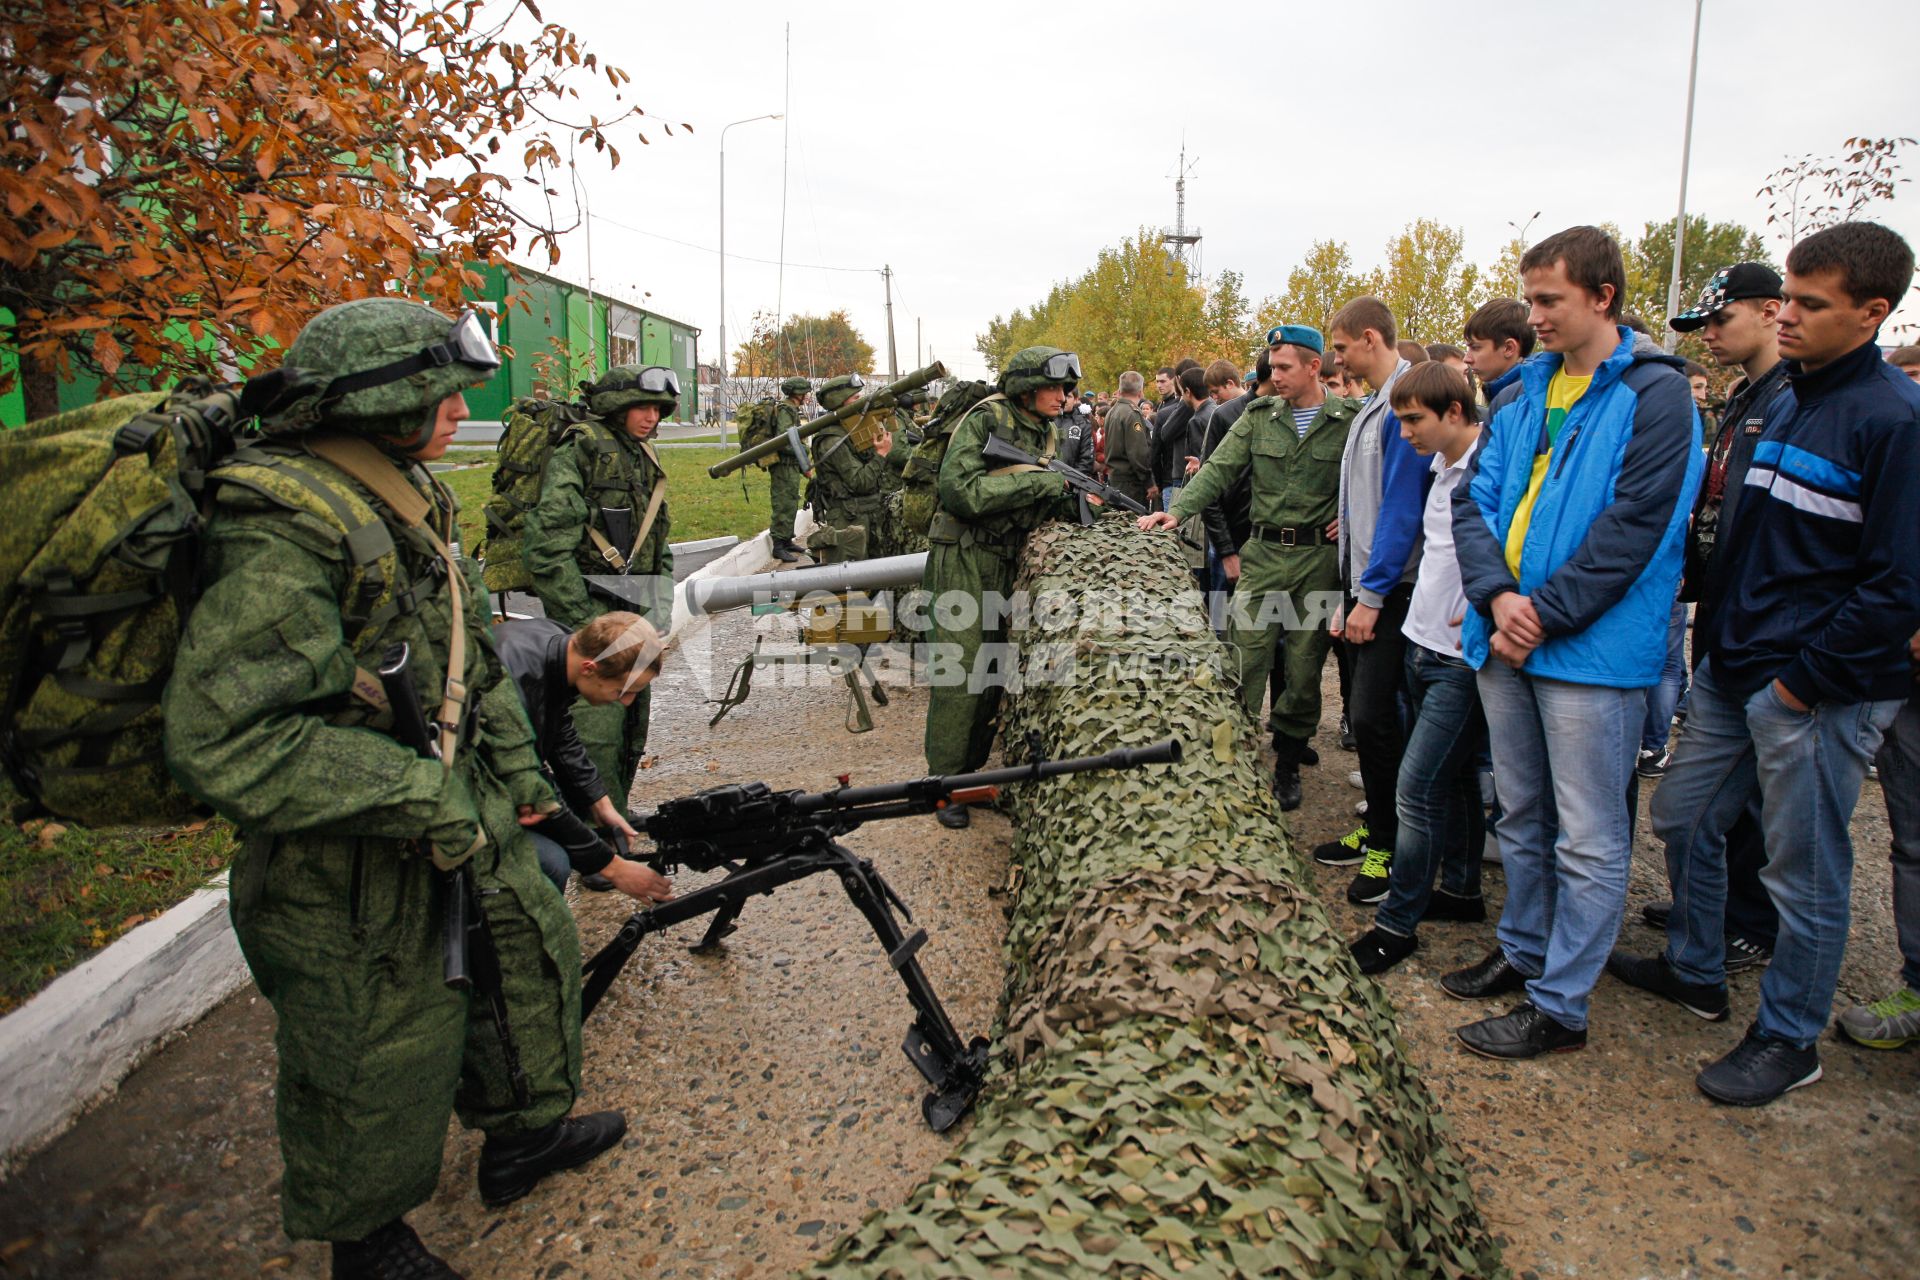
[0,519,803,1173]
[0,873,248,1173]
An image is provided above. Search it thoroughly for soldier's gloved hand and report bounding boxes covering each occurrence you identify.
[424,769,487,870]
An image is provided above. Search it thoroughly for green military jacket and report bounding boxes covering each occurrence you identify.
[1171,394,1360,533]
[810,421,895,524]
[1102,399,1154,503]
[929,396,1076,552]
[523,418,674,629]
[769,402,805,470]
[164,441,551,858]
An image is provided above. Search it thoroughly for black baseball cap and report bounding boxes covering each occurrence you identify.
[1669,263,1784,332]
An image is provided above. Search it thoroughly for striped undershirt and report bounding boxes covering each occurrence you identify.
[1291,405,1318,438]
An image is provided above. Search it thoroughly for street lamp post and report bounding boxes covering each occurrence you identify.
[1664,0,1706,351]
[1508,210,1541,250]
[718,113,783,430]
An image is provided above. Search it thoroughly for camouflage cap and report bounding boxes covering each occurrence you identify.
[816,373,869,412]
[587,364,679,419]
[275,298,494,439]
[779,376,812,398]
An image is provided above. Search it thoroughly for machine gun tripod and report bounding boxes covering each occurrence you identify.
[579,738,1183,1131]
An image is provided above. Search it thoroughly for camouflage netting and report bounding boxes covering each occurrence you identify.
[808,520,1505,1279]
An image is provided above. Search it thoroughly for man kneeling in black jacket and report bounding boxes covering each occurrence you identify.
[495,610,675,902]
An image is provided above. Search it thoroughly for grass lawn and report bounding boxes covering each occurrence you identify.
[439,446,775,554]
[0,816,236,1013]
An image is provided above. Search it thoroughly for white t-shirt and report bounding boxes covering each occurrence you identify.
[1402,444,1475,657]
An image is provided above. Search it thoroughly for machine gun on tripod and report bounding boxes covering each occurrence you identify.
[579,738,1183,1131]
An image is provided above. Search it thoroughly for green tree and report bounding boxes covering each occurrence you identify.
[734,309,876,378]
[1481,236,1528,306]
[1624,216,1772,332]
[1255,239,1367,338]
[1372,219,1482,343]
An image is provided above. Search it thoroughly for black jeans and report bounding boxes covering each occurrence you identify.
[1348,584,1414,850]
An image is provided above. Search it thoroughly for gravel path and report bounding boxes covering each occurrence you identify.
[0,589,1913,1278]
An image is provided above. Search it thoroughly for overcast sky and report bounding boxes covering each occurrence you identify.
[518,0,1920,381]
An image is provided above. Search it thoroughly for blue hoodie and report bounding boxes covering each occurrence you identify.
[1452,328,1704,687]
[1701,338,1920,705]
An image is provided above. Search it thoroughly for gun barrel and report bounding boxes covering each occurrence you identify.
[708,362,947,478]
[793,738,1183,812]
[687,552,928,616]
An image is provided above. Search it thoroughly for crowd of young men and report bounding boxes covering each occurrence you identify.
[1127,221,1919,1106]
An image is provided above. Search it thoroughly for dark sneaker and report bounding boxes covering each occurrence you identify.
[1272,760,1302,812]
[331,1218,464,1279]
[1606,951,1729,1021]
[1422,890,1487,924]
[580,872,615,893]
[1723,932,1773,973]
[1640,900,1672,929]
[1338,713,1356,751]
[478,1111,627,1208]
[1442,947,1531,1000]
[1456,1000,1586,1059]
[1835,987,1920,1050]
[935,802,970,829]
[1635,748,1670,779]
[1345,846,1393,905]
[1696,1025,1822,1106]
[1312,825,1369,867]
[1348,926,1418,975]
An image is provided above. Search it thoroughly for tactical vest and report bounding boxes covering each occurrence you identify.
[925,397,1061,556]
[210,441,485,749]
[809,423,893,524]
[560,419,670,579]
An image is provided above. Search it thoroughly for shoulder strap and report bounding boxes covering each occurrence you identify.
[303,435,468,767]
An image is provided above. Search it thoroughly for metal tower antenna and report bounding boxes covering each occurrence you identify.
[1160,138,1202,277]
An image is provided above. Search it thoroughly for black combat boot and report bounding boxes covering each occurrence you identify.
[935,802,970,829]
[1272,734,1308,812]
[331,1218,463,1279]
[477,1111,627,1208]
[771,536,804,563]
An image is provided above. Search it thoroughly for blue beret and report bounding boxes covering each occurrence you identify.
[1265,323,1324,353]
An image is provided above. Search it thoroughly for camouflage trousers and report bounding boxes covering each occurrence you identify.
[768,460,803,542]
[921,540,1018,775]
[228,773,582,1241]
[573,686,650,812]
[1226,541,1339,741]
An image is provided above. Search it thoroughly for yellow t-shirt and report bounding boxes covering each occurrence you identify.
[1504,369,1591,577]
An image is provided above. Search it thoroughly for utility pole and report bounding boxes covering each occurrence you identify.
[882,264,899,378]
[1663,0,1705,352]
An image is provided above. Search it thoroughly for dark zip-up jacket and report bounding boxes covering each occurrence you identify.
[1200,391,1254,553]
[1701,339,1920,705]
[494,618,613,872]
[1682,357,1790,617]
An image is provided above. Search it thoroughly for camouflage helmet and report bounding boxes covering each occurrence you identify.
[278,298,500,441]
[779,376,812,398]
[816,373,870,412]
[587,364,680,419]
[998,346,1082,399]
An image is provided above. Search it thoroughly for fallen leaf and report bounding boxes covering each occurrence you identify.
[95,862,114,877]
[120,913,148,932]
[137,1203,164,1231]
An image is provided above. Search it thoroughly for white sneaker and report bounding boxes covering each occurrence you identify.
[1355,799,1368,817]
[1347,770,1365,791]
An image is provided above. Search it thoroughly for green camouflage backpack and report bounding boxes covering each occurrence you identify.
[898,378,994,535]
[733,398,783,468]
[0,383,253,824]
[480,393,590,591]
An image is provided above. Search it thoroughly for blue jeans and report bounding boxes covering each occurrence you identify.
[1652,659,1900,1046]
[1641,599,1689,754]
[1478,662,1643,1030]
[530,830,570,895]
[1877,694,1920,991]
[1377,645,1487,936]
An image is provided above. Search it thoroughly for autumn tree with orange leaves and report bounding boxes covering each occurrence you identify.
[0,0,686,419]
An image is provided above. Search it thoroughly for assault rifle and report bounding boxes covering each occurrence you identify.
[579,738,1184,1131]
[981,433,1146,525]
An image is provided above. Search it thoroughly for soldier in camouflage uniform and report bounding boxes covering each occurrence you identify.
[522,365,676,809]
[1141,326,1357,811]
[162,299,625,1278]
[806,373,896,564]
[769,377,812,562]
[923,346,1082,828]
